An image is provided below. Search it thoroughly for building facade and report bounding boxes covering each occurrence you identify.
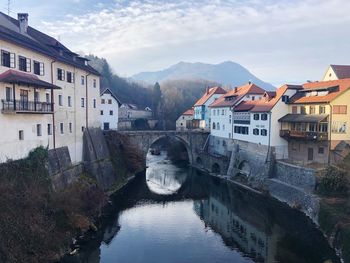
[279,79,350,164]
[176,108,194,131]
[193,86,226,130]
[0,12,100,163]
[100,88,121,130]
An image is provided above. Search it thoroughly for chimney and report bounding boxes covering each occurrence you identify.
[248,81,252,85]
[18,13,29,33]
[234,87,238,93]
[206,87,209,94]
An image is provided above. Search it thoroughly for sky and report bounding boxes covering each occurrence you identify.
[4,0,350,86]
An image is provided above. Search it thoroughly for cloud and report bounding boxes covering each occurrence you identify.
[34,0,350,84]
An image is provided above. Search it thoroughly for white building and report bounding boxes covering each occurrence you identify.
[119,103,153,120]
[176,108,194,131]
[193,86,226,130]
[0,12,100,163]
[322,64,350,81]
[209,83,266,139]
[100,88,121,130]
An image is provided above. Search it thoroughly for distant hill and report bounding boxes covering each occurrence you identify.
[132,61,275,90]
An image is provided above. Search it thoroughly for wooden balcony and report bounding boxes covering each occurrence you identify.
[1,100,53,114]
[280,130,328,141]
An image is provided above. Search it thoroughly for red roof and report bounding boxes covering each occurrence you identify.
[209,83,266,108]
[330,65,350,79]
[0,69,61,89]
[290,79,350,104]
[194,86,227,106]
[182,108,194,116]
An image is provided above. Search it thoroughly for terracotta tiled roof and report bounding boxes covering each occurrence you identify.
[182,108,194,116]
[194,86,226,106]
[331,65,350,79]
[209,83,266,108]
[290,79,350,104]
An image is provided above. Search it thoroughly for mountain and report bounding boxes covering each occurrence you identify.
[132,61,275,90]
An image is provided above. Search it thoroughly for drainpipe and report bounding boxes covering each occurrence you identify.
[51,60,56,149]
[85,73,91,128]
[265,111,272,163]
[328,104,332,164]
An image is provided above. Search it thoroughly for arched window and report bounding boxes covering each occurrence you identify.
[217,122,220,130]
[212,122,216,129]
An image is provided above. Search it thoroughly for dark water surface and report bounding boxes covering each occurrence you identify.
[61,152,340,263]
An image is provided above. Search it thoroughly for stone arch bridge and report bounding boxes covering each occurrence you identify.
[112,130,209,164]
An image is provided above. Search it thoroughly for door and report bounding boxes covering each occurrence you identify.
[308,148,314,161]
[103,122,110,130]
[20,90,29,110]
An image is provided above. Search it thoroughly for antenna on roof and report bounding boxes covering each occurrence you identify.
[7,0,11,15]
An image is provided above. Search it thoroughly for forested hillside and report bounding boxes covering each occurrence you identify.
[86,55,217,129]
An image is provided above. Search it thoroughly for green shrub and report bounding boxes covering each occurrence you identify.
[318,166,348,196]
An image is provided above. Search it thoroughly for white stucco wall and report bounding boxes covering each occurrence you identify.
[100,93,119,130]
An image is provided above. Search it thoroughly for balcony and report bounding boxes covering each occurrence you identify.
[280,130,328,141]
[2,100,53,114]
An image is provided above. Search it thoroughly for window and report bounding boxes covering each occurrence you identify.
[223,124,225,130]
[108,99,112,104]
[81,126,85,132]
[333,105,347,114]
[81,98,85,108]
[46,93,50,103]
[100,110,103,115]
[253,114,259,120]
[81,76,85,85]
[57,68,65,81]
[212,122,216,129]
[261,114,268,120]
[5,87,12,101]
[19,56,30,72]
[234,126,249,135]
[58,95,63,106]
[33,61,44,75]
[229,115,232,124]
[319,106,326,114]
[213,110,216,116]
[34,91,40,102]
[320,123,328,132]
[93,99,96,108]
[67,71,74,83]
[60,123,64,134]
[252,96,255,101]
[300,106,306,114]
[310,106,316,114]
[110,110,113,115]
[318,147,324,154]
[332,121,347,134]
[222,109,224,115]
[69,123,73,133]
[68,96,72,107]
[36,124,42,136]
[101,99,105,104]
[253,128,259,135]
[292,106,298,114]
[18,130,24,140]
[1,50,15,68]
[47,124,52,135]
[217,122,220,130]
[261,129,267,136]
[309,123,316,132]
[282,95,289,103]
[93,79,97,88]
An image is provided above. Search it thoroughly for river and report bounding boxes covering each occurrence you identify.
[61,151,340,263]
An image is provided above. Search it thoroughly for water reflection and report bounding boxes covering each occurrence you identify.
[146,151,188,195]
[60,153,340,263]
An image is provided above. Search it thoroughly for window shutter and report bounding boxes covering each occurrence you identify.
[26,58,31,72]
[72,73,75,83]
[62,69,66,81]
[40,62,44,76]
[10,53,15,68]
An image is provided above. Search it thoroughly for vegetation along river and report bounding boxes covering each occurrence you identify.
[61,150,340,263]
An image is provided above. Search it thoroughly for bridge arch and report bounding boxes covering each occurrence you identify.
[148,134,193,164]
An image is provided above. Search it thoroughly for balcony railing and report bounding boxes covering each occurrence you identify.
[280,130,328,141]
[1,100,53,114]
